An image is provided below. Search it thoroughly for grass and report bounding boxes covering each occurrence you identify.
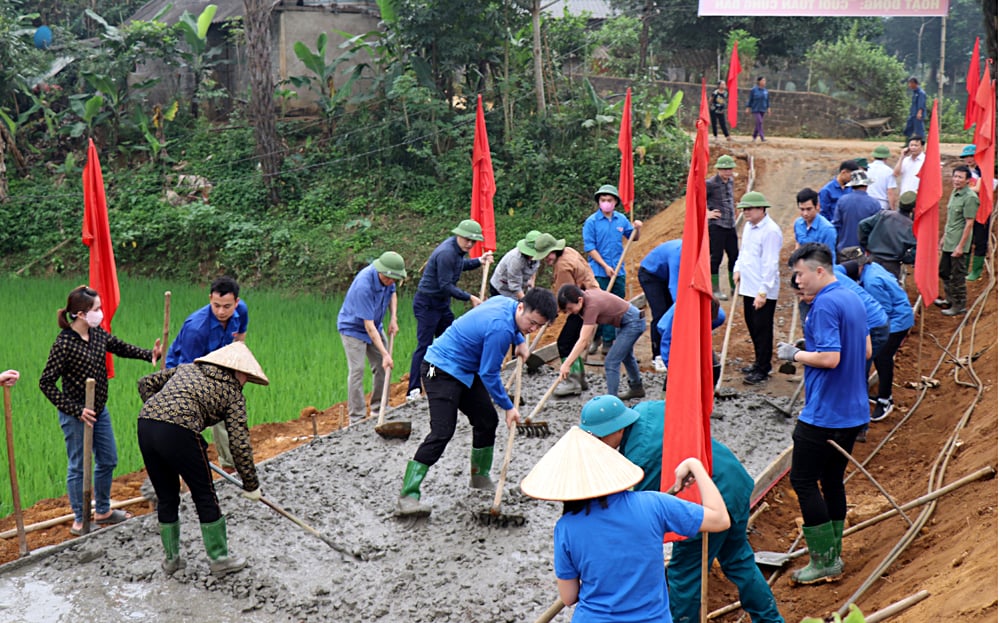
[0,274,425,510]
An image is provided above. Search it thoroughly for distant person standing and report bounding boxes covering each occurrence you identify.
[745,76,770,142]
[710,81,731,140]
[935,166,979,317]
[866,145,898,210]
[166,276,248,473]
[893,136,925,195]
[960,144,990,282]
[706,155,739,300]
[903,77,928,139]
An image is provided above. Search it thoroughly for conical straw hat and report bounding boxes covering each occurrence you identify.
[520,426,643,501]
[194,342,269,386]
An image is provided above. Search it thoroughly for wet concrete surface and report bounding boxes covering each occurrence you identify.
[0,365,796,622]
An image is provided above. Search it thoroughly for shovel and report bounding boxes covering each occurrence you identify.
[375,335,411,440]
[765,376,804,418]
[479,365,526,527]
[778,303,799,375]
[714,294,740,394]
[754,549,798,568]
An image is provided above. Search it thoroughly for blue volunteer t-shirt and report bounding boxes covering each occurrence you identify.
[793,215,838,262]
[657,304,725,366]
[337,264,396,342]
[859,262,914,333]
[165,300,249,367]
[799,280,870,428]
[639,240,682,298]
[583,210,635,278]
[834,268,887,330]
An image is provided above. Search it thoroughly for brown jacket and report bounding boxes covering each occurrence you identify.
[552,247,599,293]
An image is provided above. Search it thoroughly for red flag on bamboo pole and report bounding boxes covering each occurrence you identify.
[963,37,980,130]
[618,88,634,217]
[661,81,714,540]
[469,94,496,259]
[726,41,741,128]
[973,67,995,225]
[82,138,120,377]
[912,100,941,308]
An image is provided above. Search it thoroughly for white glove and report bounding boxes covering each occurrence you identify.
[242,487,262,502]
[776,341,801,362]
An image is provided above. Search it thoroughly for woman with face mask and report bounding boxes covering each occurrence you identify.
[39,285,162,536]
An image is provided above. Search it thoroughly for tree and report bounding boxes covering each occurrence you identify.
[244,0,283,204]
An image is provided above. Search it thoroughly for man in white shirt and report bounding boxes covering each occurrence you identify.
[893,136,925,195]
[867,145,898,210]
[733,191,783,385]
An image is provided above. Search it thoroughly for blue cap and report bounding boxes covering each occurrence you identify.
[961,145,976,158]
[580,395,640,437]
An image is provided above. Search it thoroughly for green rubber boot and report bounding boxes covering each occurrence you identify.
[712,274,728,301]
[159,521,186,575]
[967,255,985,281]
[831,519,845,563]
[200,516,247,577]
[554,358,582,397]
[790,522,843,585]
[574,357,589,391]
[396,460,432,516]
[470,446,495,490]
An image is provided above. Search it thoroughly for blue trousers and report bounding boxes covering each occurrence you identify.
[60,407,117,523]
[407,293,455,393]
[594,275,626,345]
[668,515,784,623]
[604,306,644,395]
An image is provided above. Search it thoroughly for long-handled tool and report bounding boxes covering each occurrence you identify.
[80,378,96,536]
[479,365,526,527]
[504,324,550,391]
[766,375,804,418]
[778,301,799,375]
[605,229,637,293]
[478,254,492,300]
[516,376,561,437]
[209,462,363,560]
[3,386,29,556]
[374,335,411,440]
[714,293,740,394]
[159,291,171,370]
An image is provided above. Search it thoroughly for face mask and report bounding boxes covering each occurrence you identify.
[84,310,104,328]
[599,200,616,213]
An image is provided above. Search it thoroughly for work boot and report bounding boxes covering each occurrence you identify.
[617,381,646,401]
[554,359,583,397]
[712,274,728,301]
[469,446,495,490]
[575,358,589,391]
[967,255,985,281]
[159,521,186,575]
[941,306,967,317]
[831,519,845,564]
[790,522,843,585]
[200,516,247,578]
[396,460,432,517]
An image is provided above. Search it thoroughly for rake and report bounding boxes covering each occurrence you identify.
[516,376,561,437]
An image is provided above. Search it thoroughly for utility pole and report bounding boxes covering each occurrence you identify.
[937,16,947,95]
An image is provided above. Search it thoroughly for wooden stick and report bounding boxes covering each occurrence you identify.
[606,229,637,292]
[827,439,913,527]
[917,298,925,383]
[81,379,95,535]
[491,364,522,514]
[715,294,740,392]
[0,496,149,539]
[534,597,565,623]
[524,376,561,424]
[3,386,29,556]
[700,535,709,623]
[159,291,171,370]
[865,590,931,623]
[376,334,395,427]
[479,255,492,300]
[505,323,548,390]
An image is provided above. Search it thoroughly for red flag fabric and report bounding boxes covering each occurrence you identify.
[661,80,714,541]
[618,88,634,215]
[469,94,496,259]
[964,37,980,130]
[82,138,120,377]
[973,68,995,225]
[726,41,741,129]
[912,100,941,308]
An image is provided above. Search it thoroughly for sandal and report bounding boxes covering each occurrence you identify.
[70,524,87,536]
[95,509,133,525]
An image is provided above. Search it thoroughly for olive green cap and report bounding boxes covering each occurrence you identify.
[372,251,407,280]
[898,190,917,210]
[452,219,485,241]
[736,191,771,209]
[715,155,736,169]
[516,230,541,257]
[532,233,567,258]
[871,145,891,159]
[594,184,621,204]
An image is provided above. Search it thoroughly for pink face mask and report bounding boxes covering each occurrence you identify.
[599,200,616,214]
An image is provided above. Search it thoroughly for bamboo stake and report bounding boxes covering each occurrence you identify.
[3,386,29,556]
[159,291,171,370]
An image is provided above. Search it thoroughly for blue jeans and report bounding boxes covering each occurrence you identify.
[595,275,626,344]
[60,407,118,523]
[604,306,645,395]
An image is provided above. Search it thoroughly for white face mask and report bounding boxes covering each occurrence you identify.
[84,310,104,328]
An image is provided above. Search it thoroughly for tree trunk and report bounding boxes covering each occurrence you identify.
[244,0,284,205]
[0,126,8,203]
[532,0,546,116]
[638,0,653,77]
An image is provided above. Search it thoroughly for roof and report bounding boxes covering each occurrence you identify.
[542,0,614,19]
[128,0,278,25]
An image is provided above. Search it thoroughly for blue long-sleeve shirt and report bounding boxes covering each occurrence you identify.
[832,190,881,252]
[745,86,769,113]
[583,210,635,277]
[166,300,249,367]
[794,215,838,262]
[657,303,725,367]
[639,240,682,299]
[337,264,396,342]
[859,262,914,333]
[909,86,927,120]
[834,267,887,330]
[424,296,524,410]
[416,237,482,301]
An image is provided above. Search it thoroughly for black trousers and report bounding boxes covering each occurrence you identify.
[971,212,992,257]
[138,418,221,525]
[938,253,968,308]
[557,313,584,359]
[874,328,909,400]
[638,267,673,358]
[413,361,499,466]
[790,420,865,526]
[742,296,776,374]
[710,111,730,138]
[709,225,738,278]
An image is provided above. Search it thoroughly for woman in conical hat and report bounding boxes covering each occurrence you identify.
[521,425,730,622]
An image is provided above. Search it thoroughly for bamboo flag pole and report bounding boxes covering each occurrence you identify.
[3,386,29,556]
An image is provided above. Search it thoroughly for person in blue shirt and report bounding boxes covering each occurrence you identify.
[520,423,729,623]
[832,170,882,253]
[842,259,913,422]
[833,252,887,374]
[657,298,726,382]
[577,396,784,623]
[745,76,770,142]
[583,184,642,353]
[395,288,557,517]
[337,252,406,422]
[793,188,837,260]
[818,160,859,219]
[778,243,870,585]
[904,77,928,139]
[166,275,248,472]
[638,239,681,361]
[406,220,493,400]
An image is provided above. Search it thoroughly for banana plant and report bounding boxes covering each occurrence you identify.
[290,33,364,136]
[176,4,225,117]
[68,94,107,138]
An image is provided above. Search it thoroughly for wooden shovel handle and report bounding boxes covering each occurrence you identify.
[81,378,96,534]
[377,334,395,427]
[525,376,561,424]
[159,291,171,370]
[605,229,637,292]
[714,294,740,392]
[491,364,522,512]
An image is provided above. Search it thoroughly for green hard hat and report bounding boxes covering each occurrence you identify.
[715,155,736,169]
[516,230,542,257]
[737,191,771,209]
[594,184,621,205]
[871,145,891,159]
[898,190,917,211]
[452,219,484,241]
[372,251,407,280]
[961,144,976,158]
[532,233,567,259]
[580,395,640,437]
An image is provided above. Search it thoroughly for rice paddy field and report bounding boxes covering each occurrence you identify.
[0,275,422,509]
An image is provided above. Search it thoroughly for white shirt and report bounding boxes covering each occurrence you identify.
[734,214,783,300]
[867,159,897,209]
[898,152,925,195]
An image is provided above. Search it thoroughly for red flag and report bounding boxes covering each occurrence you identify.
[661,80,714,541]
[726,41,741,129]
[82,138,120,377]
[973,68,995,224]
[618,88,634,215]
[913,100,941,308]
[964,37,980,130]
[469,94,496,259]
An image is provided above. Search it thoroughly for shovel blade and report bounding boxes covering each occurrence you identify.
[754,550,793,568]
[525,353,547,373]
